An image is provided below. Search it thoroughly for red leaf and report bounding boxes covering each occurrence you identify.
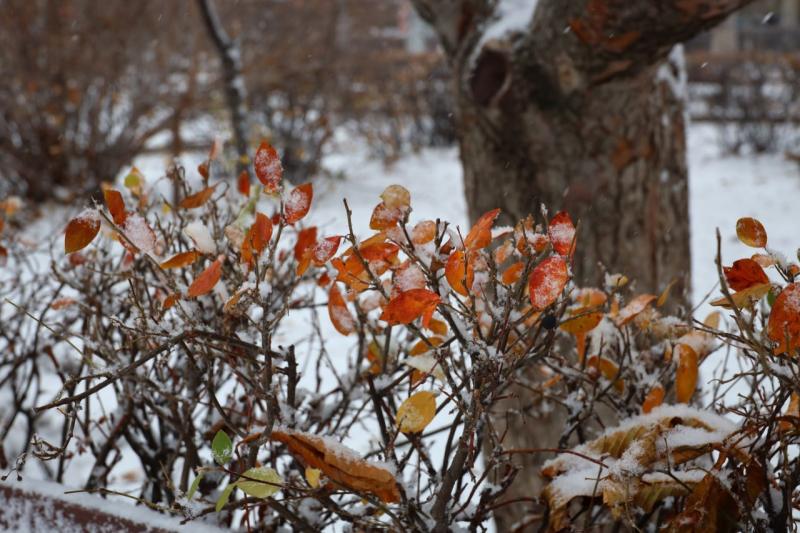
[241,212,273,268]
[380,289,440,328]
[179,184,217,209]
[103,189,127,226]
[528,256,568,310]
[237,170,251,197]
[187,257,223,298]
[723,258,769,291]
[284,183,313,224]
[768,283,800,354]
[548,211,576,258]
[294,227,318,261]
[464,208,500,250]
[312,236,341,266]
[328,284,356,335]
[254,141,283,192]
[64,212,101,254]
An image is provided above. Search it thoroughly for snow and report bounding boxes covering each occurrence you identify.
[123,213,156,255]
[184,221,217,255]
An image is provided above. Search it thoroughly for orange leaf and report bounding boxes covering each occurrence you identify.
[751,253,775,268]
[187,257,223,298]
[254,141,283,193]
[464,208,500,250]
[445,250,474,296]
[64,212,101,254]
[312,236,342,266]
[767,283,800,354]
[285,183,313,224]
[724,258,769,291]
[710,282,770,309]
[528,256,568,310]
[780,393,799,431]
[427,317,448,336]
[615,294,657,326]
[361,242,400,263]
[560,310,603,336]
[501,261,524,285]
[163,293,180,310]
[396,391,436,433]
[411,220,436,244]
[179,184,217,209]
[242,213,273,267]
[380,184,410,209]
[409,336,444,356]
[675,343,698,403]
[270,429,399,503]
[380,289,440,328]
[736,217,767,248]
[548,211,576,258]
[369,202,403,230]
[103,189,127,225]
[294,227,318,261]
[237,170,251,196]
[328,284,356,335]
[642,385,665,414]
[160,250,200,269]
[587,356,624,393]
[494,239,514,264]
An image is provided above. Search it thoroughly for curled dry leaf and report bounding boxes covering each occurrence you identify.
[65,211,101,254]
[445,250,474,296]
[767,283,800,354]
[103,189,127,225]
[328,284,356,336]
[548,211,576,258]
[723,258,769,291]
[254,141,283,193]
[615,294,657,327]
[285,183,313,224]
[675,343,698,403]
[179,184,217,209]
[710,282,771,309]
[464,208,500,250]
[380,288,440,328]
[160,250,200,270]
[187,256,223,298]
[396,391,436,433]
[528,255,568,310]
[270,429,400,503]
[736,217,767,248]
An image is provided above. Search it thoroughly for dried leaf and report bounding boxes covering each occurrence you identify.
[411,220,436,244]
[675,343,698,403]
[160,250,200,269]
[179,184,217,209]
[710,282,770,308]
[736,217,767,248]
[723,258,769,291]
[64,212,101,254]
[270,429,399,503]
[380,184,410,209]
[285,183,313,224]
[380,289,440,328]
[445,250,474,296]
[396,391,436,433]
[254,141,283,193]
[369,202,403,230]
[615,294,657,326]
[548,211,576,258]
[657,279,677,307]
[767,283,800,354]
[328,284,356,335]
[187,257,223,298]
[464,208,500,250]
[528,256,568,310]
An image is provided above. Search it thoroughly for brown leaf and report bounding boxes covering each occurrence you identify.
[710,282,770,309]
[64,212,101,254]
[237,170,251,197]
[103,189,127,225]
[736,217,767,248]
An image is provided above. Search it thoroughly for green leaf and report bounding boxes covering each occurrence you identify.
[236,466,282,498]
[186,471,204,500]
[215,483,235,512]
[212,430,233,465]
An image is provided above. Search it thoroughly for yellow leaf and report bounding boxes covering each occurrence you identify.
[305,467,321,488]
[396,391,436,434]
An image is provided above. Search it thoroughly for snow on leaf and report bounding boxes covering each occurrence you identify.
[312,236,341,266]
[122,214,156,255]
[64,210,100,254]
[380,288,440,328]
[187,257,223,298]
[767,283,800,354]
[284,183,313,224]
[403,354,445,381]
[184,221,216,255]
[254,141,283,192]
[464,208,501,250]
[615,294,657,327]
[212,429,233,465]
[396,391,436,434]
[528,256,568,310]
[411,220,436,244]
[270,429,399,503]
[237,466,282,498]
[369,202,403,230]
[736,217,767,248]
[642,385,665,414]
[548,211,576,258]
[328,284,356,336]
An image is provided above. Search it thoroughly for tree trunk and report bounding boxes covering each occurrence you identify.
[411,0,754,529]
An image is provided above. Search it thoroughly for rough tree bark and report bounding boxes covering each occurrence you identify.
[197,0,250,177]
[411,0,754,529]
